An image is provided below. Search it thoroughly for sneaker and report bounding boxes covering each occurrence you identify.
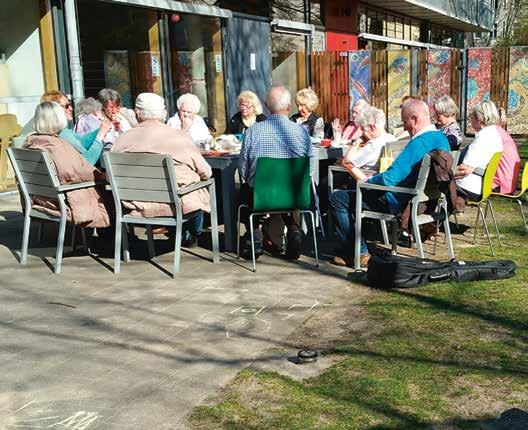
[332,255,353,267]
[240,230,263,260]
[285,230,302,260]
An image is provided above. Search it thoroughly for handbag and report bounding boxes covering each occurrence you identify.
[378,142,394,173]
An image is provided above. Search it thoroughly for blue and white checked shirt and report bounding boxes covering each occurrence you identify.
[239,114,313,186]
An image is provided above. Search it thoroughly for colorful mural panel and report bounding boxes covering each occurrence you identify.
[465,48,492,134]
[387,50,411,133]
[349,51,371,110]
[507,47,528,135]
[426,49,451,113]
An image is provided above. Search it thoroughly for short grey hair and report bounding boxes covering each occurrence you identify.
[35,102,68,134]
[76,97,102,118]
[136,108,167,122]
[434,95,458,117]
[265,85,292,113]
[472,100,499,126]
[356,106,386,129]
[98,88,121,106]
[177,93,201,113]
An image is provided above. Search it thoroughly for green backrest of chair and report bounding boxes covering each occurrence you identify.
[253,157,311,212]
[481,152,503,201]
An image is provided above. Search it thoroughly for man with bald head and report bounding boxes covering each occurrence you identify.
[239,85,312,260]
[330,99,449,267]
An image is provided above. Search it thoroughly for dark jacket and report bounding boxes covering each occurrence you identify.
[290,112,320,137]
[400,149,459,233]
[225,112,267,135]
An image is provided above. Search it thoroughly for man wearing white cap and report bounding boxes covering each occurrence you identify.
[111,92,213,247]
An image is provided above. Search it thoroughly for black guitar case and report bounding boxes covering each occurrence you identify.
[367,254,516,289]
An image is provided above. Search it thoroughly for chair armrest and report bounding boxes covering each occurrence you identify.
[177,178,214,196]
[58,181,101,192]
[357,182,418,195]
[329,165,348,173]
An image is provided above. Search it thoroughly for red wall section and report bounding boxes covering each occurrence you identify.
[326,32,358,51]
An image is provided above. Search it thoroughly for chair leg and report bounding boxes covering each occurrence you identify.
[122,224,130,263]
[479,205,495,257]
[487,200,502,247]
[21,212,31,265]
[210,187,220,264]
[114,220,122,274]
[80,228,89,254]
[236,205,242,259]
[390,219,398,255]
[472,204,481,245]
[173,220,183,276]
[308,211,319,267]
[443,202,455,260]
[432,221,439,255]
[249,214,257,272]
[71,225,77,251]
[412,220,424,259]
[380,220,390,246]
[311,179,325,237]
[517,199,528,233]
[55,215,67,274]
[146,225,155,259]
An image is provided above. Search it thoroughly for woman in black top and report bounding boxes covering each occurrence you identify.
[226,90,266,135]
[290,88,325,139]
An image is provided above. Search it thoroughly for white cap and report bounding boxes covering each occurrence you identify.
[135,92,165,112]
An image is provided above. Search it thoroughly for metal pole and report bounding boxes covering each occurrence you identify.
[64,0,84,103]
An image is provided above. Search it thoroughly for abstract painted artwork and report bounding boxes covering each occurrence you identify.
[466,48,492,134]
[104,50,132,108]
[507,47,528,135]
[387,50,411,133]
[426,49,451,113]
[349,51,371,110]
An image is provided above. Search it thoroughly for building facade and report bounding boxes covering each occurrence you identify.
[1,0,495,131]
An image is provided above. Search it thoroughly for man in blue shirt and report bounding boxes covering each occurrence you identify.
[239,85,312,259]
[330,99,450,267]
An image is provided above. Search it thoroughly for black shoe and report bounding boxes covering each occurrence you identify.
[397,232,413,248]
[285,230,302,260]
[181,235,198,248]
[240,231,263,260]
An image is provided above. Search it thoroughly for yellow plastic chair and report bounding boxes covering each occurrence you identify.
[466,152,503,256]
[492,160,528,233]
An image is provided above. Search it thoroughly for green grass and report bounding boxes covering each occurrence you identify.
[189,199,528,430]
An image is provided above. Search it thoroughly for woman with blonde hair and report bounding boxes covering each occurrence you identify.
[226,90,267,135]
[23,102,110,227]
[455,100,503,201]
[290,88,325,139]
[434,95,462,150]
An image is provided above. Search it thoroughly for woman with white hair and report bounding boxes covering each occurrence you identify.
[342,106,396,182]
[455,100,503,201]
[226,90,267,135]
[331,98,369,144]
[167,93,212,143]
[434,95,462,150]
[74,97,103,135]
[290,88,325,139]
[22,101,110,227]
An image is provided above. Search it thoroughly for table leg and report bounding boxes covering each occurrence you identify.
[218,163,238,252]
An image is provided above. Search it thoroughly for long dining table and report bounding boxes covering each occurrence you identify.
[204,145,346,252]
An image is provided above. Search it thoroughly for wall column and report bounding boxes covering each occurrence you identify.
[64,0,84,102]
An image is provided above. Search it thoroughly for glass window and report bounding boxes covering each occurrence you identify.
[271,0,305,22]
[271,32,306,106]
[77,0,165,108]
[220,0,270,17]
[168,14,227,133]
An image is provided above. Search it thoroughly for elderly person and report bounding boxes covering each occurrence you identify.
[23,102,110,227]
[331,99,369,145]
[240,85,312,260]
[112,93,212,247]
[96,88,137,148]
[226,90,267,135]
[290,88,324,139]
[434,95,462,150]
[74,97,103,135]
[455,101,504,201]
[40,90,111,165]
[493,108,521,194]
[167,93,213,143]
[330,100,449,267]
[342,106,396,181]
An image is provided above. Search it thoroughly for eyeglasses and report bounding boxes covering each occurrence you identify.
[61,102,72,109]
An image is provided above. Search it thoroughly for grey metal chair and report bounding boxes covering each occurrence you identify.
[354,154,455,270]
[7,147,91,273]
[103,152,220,276]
